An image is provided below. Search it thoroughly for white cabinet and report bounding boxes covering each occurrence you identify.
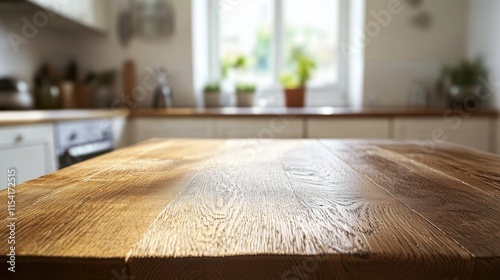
[308,118,391,139]
[215,118,303,139]
[393,117,493,152]
[27,0,107,32]
[130,118,216,143]
[128,116,498,153]
[496,118,500,154]
[0,124,56,188]
[113,117,128,149]
[130,117,304,143]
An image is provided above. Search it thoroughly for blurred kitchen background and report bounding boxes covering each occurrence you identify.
[1,0,499,108]
[0,0,499,185]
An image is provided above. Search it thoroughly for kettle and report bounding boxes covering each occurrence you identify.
[152,67,174,108]
[0,77,34,110]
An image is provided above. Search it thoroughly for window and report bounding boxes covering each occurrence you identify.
[209,0,348,106]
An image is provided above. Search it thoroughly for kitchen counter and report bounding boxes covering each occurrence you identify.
[0,109,128,126]
[0,107,497,127]
[1,139,499,279]
[130,107,499,118]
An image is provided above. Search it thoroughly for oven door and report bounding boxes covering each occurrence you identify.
[56,119,115,169]
[59,140,114,168]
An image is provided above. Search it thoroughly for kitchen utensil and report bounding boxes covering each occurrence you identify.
[93,71,116,108]
[118,0,135,46]
[0,77,34,110]
[75,84,92,108]
[152,67,173,108]
[35,81,60,110]
[135,0,175,39]
[123,60,137,108]
[59,81,76,109]
[409,81,429,107]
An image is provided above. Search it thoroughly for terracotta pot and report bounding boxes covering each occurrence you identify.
[284,87,305,107]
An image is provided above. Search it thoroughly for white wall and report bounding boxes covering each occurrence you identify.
[0,0,480,109]
[0,0,196,108]
[363,0,470,107]
[0,10,77,87]
[345,0,366,108]
[468,0,500,109]
[73,0,196,107]
[191,0,210,107]
[468,0,500,154]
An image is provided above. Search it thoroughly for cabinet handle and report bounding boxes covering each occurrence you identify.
[14,135,23,143]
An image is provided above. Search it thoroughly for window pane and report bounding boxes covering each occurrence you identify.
[283,0,340,86]
[219,0,274,85]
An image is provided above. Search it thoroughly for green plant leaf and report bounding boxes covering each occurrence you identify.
[236,83,256,93]
[204,82,221,93]
[279,52,316,88]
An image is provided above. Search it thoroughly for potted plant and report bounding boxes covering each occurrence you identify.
[235,83,256,107]
[441,59,488,108]
[279,55,316,107]
[221,55,248,79]
[203,82,221,108]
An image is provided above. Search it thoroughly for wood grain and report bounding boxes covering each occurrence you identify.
[1,139,499,279]
[380,142,500,198]
[0,139,223,279]
[320,140,500,278]
[128,140,472,279]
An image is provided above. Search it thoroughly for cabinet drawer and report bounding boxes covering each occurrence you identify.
[393,117,493,152]
[497,118,500,154]
[0,124,54,148]
[308,118,390,139]
[216,117,304,139]
[131,118,216,143]
[0,144,48,187]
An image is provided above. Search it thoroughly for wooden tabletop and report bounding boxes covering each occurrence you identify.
[1,139,499,279]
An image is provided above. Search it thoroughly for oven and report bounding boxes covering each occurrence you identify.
[55,119,115,169]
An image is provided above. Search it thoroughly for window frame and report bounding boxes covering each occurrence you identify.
[208,0,349,105]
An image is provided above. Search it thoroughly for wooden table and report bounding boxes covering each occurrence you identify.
[1,139,499,279]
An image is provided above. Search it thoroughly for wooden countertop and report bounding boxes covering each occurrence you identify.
[0,109,128,126]
[1,139,499,279]
[0,107,497,127]
[130,107,499,118]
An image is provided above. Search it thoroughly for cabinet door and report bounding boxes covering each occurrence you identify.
[215,118,304,139]
[393,118,493,152]
[496,118,500,154]
[27,0,107,32]
[0,124,56,185]
[80,0,107,31]
[131,118,216,143]
[307,118,391,139]
[113,117,128,149]
[0,144,48,189]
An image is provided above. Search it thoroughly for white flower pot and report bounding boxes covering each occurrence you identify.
[204,92,221,107]
[236,92,255,107]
